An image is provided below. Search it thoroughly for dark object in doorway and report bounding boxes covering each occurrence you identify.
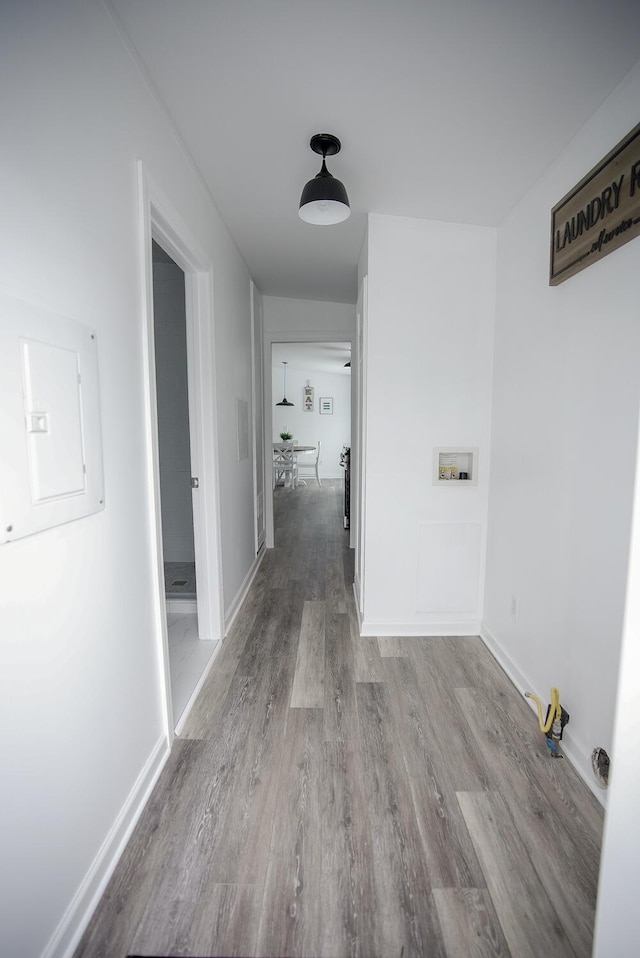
[171,579,188,587]
[591,747,610,787]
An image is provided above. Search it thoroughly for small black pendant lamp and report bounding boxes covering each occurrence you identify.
[299,133,350,225]
[276,361,294,406]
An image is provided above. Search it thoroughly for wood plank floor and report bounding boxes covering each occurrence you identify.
[75,479,603,958]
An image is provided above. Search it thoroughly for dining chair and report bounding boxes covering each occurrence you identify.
[296,441,321,487]
[272,441,297,488]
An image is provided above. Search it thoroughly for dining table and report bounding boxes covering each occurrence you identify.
[272,443,316,453]
[272,443,316,487]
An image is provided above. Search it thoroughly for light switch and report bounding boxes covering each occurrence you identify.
[22,339,86,502]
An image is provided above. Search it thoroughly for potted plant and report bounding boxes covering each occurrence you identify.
[279,430,293,441]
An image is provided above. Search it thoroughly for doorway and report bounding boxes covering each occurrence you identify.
[265,334,356,549]
[151,241,214,723]
[139,162,225,740]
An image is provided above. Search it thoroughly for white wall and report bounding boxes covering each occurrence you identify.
[483,60,640,797]
[362,214,496,635]
[0,3,255,956]
[272,365,351,478]
[153,260,194,563]
[263,295,355,333]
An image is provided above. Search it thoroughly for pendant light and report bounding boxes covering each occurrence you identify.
[299,133,350,225]
[276,361,294,406]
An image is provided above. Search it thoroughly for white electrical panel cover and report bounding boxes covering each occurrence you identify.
[0,292,105,543]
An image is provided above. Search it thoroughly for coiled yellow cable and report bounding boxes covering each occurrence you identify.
[525,686,560,734]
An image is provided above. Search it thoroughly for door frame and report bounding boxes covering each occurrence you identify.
[138,162,224,742]
[250,281,266,555]
[263,328,358,550]
[354,277,368,616]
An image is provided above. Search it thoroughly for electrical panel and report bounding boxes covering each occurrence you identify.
[0,292,105,543]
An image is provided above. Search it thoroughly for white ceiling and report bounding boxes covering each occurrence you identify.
[109,0,640,304]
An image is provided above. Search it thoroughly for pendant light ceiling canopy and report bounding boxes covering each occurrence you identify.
[275,360,294,406]
[299,133,350,226]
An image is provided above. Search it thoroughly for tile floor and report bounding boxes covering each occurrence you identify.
[166,610,216,722]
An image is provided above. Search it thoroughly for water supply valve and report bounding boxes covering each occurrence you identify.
[525,687,569,758]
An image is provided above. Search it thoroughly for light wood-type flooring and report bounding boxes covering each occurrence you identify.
[75,479,604,958]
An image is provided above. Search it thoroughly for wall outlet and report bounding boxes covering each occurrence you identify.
[510,595,519,620]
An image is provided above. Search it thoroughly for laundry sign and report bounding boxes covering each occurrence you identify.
[550,122,640,285]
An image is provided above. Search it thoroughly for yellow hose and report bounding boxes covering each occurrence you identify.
[525,686,561,734]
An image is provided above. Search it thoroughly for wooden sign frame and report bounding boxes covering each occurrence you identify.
[303,384,314,411]
[550,122,640,285]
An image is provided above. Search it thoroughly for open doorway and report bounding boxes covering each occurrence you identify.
[139,163,224,741]
[268,339,354,545]
[151,241,215,723]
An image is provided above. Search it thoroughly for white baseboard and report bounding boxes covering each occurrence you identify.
[359,618,482,636]
[559,735,607,806]
[480,623,607,807]
[43,735,170,958]
[224,547,265,635]
[166,598,197,613]
[479,623,531,693]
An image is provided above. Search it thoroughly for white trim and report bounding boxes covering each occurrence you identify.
[480,623,607,806]
[359,618,482,636]
[42,736,169,958]
[250,281,266,554]
[183,272,210,634]
[137,163,174,743]
[264,328,357,549]
[166,598,198,614]
[478,623,530,694]
[354,276,367,604]
[224,546,266,634]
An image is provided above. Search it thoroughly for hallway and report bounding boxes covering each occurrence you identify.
[75,480,603,958]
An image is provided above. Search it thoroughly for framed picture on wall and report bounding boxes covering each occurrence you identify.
[319,397,333,415]
[303,384,314,411]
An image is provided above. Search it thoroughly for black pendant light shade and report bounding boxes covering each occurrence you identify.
[276,361,294,406]
[299,133,350,225]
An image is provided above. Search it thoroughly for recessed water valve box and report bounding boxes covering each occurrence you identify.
[433,447,479,485]
[0,292,105,543]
